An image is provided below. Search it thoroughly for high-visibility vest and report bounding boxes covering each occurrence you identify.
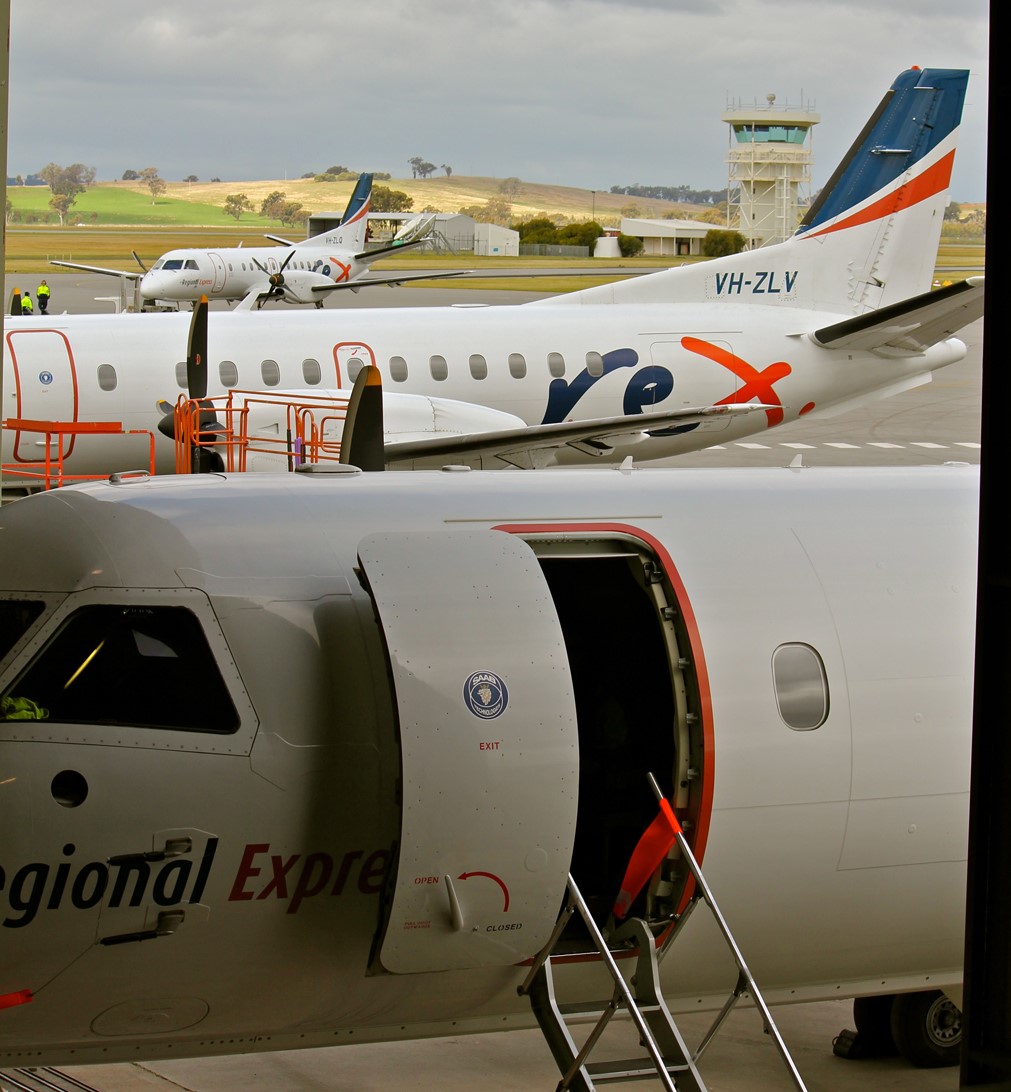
[37,284,50,299]
[21,296,33,314]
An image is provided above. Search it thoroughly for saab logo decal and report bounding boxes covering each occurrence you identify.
[464,670,508,719]
[710,270,798,296]
[38,371,53,385]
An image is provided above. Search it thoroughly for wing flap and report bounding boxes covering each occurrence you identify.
[49,260,142,280]
[384,404,769,469]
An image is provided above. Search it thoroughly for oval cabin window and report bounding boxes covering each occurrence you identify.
[772,643,829,731]
[219,360,238,388]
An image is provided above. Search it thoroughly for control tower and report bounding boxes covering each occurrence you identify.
[723,92,819,248]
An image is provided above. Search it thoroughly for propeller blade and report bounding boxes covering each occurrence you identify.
[339,365,385,472]
[132,250,148,272]
[252,257,269,273]
[186,295,210,400]
[279,249,297,274]
[10,289,22,316]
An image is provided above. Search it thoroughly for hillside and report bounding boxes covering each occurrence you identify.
[7,175,708,229]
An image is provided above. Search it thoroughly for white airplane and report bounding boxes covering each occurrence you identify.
[0,452,977,1077]
[49,173,459,310]
[2,67,983,487]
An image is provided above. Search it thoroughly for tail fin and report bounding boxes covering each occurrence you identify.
[793,67,968,308]
[305,172,373,250]
[550,67,969,315]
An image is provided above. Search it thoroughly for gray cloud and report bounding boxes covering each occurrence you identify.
[8,0,988,200]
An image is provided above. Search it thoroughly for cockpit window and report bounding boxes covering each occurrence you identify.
[0,600,45,660]
[2,605,240,733]
[162,259,185,271]
[184,260,199,270]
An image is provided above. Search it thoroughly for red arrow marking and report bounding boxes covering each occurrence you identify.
[457,870,510,912]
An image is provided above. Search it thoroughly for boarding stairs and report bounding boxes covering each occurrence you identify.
[518,782,808,1090]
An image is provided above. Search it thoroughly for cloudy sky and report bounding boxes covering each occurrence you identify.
[7,0,989,201]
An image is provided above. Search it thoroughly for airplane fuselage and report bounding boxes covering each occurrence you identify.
[2,304,966,480]
[0,463,976,1065]
[140,241,375,303]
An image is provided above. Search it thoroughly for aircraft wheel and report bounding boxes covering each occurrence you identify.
[852,994,897,1054]
[890,989,962,1068]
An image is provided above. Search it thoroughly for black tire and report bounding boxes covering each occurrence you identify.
[890,989,962,1068]
[852,994,898,1053]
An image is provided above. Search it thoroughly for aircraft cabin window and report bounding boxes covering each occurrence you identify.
[346,357,365,383]
[389,356,408,382]
[302,358,322,385]
[219,360,239,388]
[97,364,118,392]
[469,354,488,380]
[260,359,281,387]
[772,643,829,731]
[586,352,604,378]
[508,353,527,379]
[0,600,45,662]
[174,362,188,389]
[1,605,240,733]
[548,352,566,378]
[429,355,448,381]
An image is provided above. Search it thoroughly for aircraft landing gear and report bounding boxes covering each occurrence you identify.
[890,990,962,1068]
[834,990,961,1068]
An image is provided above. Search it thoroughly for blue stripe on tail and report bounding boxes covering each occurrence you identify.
[797,68,968,235]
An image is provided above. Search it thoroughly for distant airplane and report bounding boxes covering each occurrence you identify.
[50,173,461,309]
[3,67,982,485]
[0,452,976,1075]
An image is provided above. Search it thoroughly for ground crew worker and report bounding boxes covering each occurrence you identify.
[20,291,33,316]
[36,279,51,314]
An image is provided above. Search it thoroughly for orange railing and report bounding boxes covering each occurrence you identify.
[169,391,356,474]
[2,418,157,490]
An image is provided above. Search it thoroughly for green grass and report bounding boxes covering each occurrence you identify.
[7,184,279,228]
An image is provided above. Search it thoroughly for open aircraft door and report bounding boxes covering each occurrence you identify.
[358,529,579,974]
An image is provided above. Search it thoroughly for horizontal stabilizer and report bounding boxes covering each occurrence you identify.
[386,403,769,469]
[811,276,984,353]
[50,260,142,280]
[263,234,295,246]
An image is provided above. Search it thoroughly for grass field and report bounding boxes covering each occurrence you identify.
[5,177,984,287]
[7,176,689,231]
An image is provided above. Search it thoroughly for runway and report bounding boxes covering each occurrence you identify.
[1,273,979,1091]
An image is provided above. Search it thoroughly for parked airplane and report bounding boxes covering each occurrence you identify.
[3,67,982,486]
[0,455,977,1076]
[50,174,459,310]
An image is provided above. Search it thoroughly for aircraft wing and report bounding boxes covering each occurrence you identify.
[811,275,984,353]
[312,270,473,294]
[383,403,770,469]
[49,260,142,280]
